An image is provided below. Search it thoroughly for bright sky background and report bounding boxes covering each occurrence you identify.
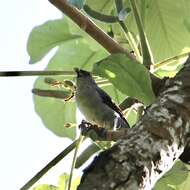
[0,1,85,189]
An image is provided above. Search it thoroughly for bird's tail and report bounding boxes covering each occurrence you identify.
[113,115,130,130]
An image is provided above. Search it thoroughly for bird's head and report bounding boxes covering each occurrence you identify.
[74,68,96,87]
[74,68,91,78]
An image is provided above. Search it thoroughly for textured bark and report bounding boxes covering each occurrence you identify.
[77,57,190,190]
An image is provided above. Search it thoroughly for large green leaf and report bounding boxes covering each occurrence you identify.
[127,0,190,63]
[177,165,190,190]
[27,19,82,64]
[110,0,190,65]
[101,84,126,104]
[144,0,190,62]
[27,17,108,64]
[47,40,108,71]
[93,53,155,105]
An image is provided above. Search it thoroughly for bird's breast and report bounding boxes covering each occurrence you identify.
[75,90,115,128]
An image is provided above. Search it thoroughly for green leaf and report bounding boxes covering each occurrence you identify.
[165,162,189,185]
[111,1,190,65]
[34,96,76,139]
[33,184,57,190]
[58,173,69,190]
[57,173,80,190]
[130,0,190,63]
[125,108,138,127]
[154,162,189,190]
[93,53,155,105]
[154,183,176,190]
[177,166,190,190]
[144,0,190,62]
[86,0,114,14]
[154,68,180,78]
[70,176,81,190]
[33,173,80,190]
[27,19,82,64]
[184,19,190,32]
[100,84,126,104]
[47,40,108,71]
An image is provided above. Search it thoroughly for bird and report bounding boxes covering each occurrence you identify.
[74,68,129,130]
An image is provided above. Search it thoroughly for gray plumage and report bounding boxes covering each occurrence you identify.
[75,68,129,130]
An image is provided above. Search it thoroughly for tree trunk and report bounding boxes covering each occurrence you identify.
[77,56,190,190]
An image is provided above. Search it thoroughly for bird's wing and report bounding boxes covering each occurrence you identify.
[96,87,128,125]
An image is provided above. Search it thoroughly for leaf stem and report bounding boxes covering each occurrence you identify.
[119,22,142,61]
[68,135,84,190]
[115,0,142,62]
[129,0,153,67]
[152,51,190,71]
[83,4,118,23]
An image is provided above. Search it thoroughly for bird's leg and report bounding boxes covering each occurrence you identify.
[79,120,128,141]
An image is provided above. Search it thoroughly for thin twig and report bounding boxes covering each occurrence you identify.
[115,0,142,62]
[67,135,84,190]
[0,70,74,77]
[129,0,153,67]
[118,21,142,62]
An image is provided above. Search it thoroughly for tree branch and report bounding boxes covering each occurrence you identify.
[48,0,135,60]
[77,56,190,189]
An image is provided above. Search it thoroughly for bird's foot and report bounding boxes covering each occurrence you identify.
[79,120,128,141]
[79,120,106,141]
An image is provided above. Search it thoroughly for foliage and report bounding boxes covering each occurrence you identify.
[154,162,189,190]
[26,0,190,189]
[33,173,80,190]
